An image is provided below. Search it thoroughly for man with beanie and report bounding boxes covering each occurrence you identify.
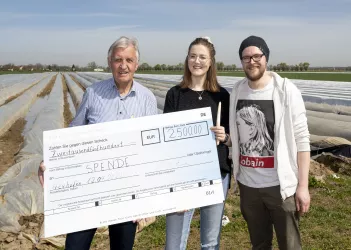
[228,35,311,250]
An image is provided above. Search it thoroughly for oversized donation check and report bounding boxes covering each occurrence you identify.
[43,107,224,237]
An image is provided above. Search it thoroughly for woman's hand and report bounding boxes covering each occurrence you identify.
[210,126,226,143]
[210,126,231,146]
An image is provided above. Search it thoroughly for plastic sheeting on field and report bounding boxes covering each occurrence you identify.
[77,73,100,83]
[310,134,350,144]
[0,73,55,137]
[302,94,350,107]
[310,135,351,157]
[155,96,165,110]
[153,89,167,98]
[22,93,50,135]
[137,78,175,89]
[63,73,84,109]
[307,116,351,141]
[305,102,351,116]
[0,74,49,106]
[70,73,93,88]
[294,80,351,107]
[0,73,45,90]
[66,92,76,117]
[307,110,351,123]
[138,82,168,96]
[136,74,351,107]
[0,74,65,233]
[0,156,43,233]
[17,74,65,161]
[83,72,112,80]
[135,74,181,84]
[140,82,170,92]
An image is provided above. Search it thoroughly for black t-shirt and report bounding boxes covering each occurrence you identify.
[163,85,231,174]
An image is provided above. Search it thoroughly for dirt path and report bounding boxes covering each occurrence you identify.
[0,118,26,176]
[62,74,74,127]
[1,74,55,107]
[37,74,57,97]
[0,214,55,250]
[0,75,57,176]
[2,81,41,107]
[68,74,86,91]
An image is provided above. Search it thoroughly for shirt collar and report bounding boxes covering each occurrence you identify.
[110,78,137,97]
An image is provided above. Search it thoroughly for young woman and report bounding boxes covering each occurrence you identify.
[163,37,231,250]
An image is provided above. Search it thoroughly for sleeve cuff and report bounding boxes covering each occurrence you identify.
[297,142,310,152]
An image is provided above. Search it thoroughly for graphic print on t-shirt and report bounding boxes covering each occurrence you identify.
[236,100,275,168]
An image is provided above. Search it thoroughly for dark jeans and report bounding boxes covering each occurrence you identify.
[238,182,301,250]
[65,221,137,250]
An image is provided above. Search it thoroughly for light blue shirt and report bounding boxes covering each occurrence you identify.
[70,78,157,126]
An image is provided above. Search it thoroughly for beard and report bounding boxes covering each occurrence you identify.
[244,65,265,81]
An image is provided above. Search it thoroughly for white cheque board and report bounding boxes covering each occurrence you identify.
[43,107,224,237]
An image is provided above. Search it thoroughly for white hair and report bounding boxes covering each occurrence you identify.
[107,36,140,61]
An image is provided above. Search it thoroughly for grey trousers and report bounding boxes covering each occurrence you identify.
[238,182,301,250]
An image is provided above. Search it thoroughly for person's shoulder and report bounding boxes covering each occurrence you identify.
[219,86,230,95]
[276,73,300,94]
[231,78,247,92]
[133,80,156,99]
[165,85,183,97]
[285,78,299,92]
[270,71,297,90]
[168,85,182,93]
[87,78,113,93]
[216,86,230,100]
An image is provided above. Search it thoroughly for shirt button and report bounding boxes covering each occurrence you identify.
[120,112,122,114]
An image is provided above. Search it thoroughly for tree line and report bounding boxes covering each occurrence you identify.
[137,62,237,71]
[138,62,312,72]
[269,62,310,72]
[2,61,351,72]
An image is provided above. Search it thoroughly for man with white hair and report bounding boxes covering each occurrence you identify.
[39,36,157,250]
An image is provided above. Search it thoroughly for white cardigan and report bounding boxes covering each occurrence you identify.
[229,71,310,200]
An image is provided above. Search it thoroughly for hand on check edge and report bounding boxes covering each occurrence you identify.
[133,216,157,223]
[210,126,226,143]
[38,161,46,188]
[177,210,189,213]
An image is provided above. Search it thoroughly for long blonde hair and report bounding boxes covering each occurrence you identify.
[237,105,273,156]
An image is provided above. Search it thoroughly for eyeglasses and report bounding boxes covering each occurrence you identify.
[242,54,265,63]
[188,54,210,63]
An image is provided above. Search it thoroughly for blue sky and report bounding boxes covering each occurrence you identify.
[1,0,350,67]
